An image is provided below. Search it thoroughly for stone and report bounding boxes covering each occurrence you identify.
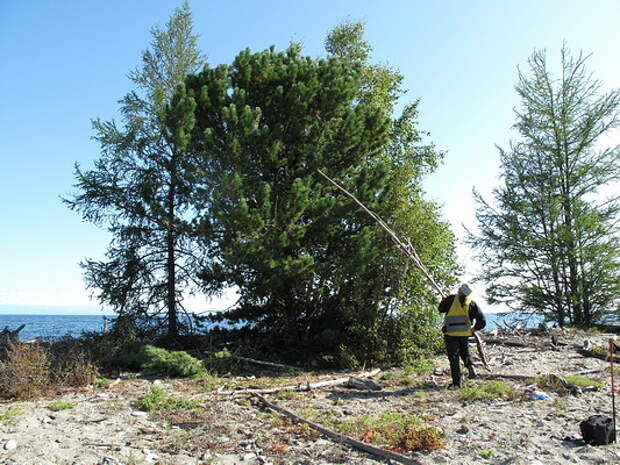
[131,411,148,417]
[3,439,17,451]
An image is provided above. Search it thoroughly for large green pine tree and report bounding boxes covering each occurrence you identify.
[65,3,204,336]
[175,27,457,364]
[468,46,620,326]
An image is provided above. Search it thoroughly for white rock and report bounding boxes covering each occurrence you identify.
[152,379,163,386]
[242,452,257,461]
[131,410,148,417]
[4,439,17,451]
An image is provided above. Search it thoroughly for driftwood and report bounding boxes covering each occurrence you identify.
[318,170,490,369]
[253,393,421,465]
[0,324,26,344]
[577,348,620,364]
[204,351,302,371]
[216,369,381,395]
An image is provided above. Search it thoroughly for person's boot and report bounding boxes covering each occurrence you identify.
[468,365,477,379]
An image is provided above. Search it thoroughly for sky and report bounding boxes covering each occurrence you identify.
[1,0,619,314]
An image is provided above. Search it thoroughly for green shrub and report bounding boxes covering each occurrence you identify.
[116,343,205,378]
[0,406,21,424]
[339,412,445,452]
[459,381,519,402]
[94,377,111,389]
[47,401,75,411]
[135,386,199,411]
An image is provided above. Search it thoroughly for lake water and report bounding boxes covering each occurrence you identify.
[0,311,543,340]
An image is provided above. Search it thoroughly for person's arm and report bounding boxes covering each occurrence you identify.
[438,295,454,313]
[469,301,486,330]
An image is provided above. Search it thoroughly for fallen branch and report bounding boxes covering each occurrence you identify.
[577,348,620,364]
[204,351,302,371]
[253,393,421,465]
[216,369,381,395]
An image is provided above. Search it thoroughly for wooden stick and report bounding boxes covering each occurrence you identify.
[204,352,302,371]
[318,170,489,368]
[217,369,381,395]
[253,393,421,465]
[610,339,617,442]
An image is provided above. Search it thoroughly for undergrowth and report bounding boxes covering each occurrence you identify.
[459,380,520,402]
[135,386,199,411]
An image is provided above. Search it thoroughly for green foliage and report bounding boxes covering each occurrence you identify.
[459,381,520,402]
[338,412,445,452]
[0,406,21,425]
[142,345,206,378]
[116,342,205,378]
[181,22,456,366]
[94,377,111,389]
[135,386,199,411]
[64,2,206,336]
[533,374,601,392]
[477,449,496,459]
[469,45,620,327]
[47,401,75,412]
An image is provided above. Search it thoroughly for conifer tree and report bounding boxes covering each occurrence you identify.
[468,46,620,326]
[65,3,204,336]
[178,28,456,364]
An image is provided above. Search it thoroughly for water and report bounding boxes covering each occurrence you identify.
[0,314,109,340]
[485,312,545,330]
[0,311,543,341]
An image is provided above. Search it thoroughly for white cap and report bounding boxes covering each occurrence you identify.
[458,283,472,296]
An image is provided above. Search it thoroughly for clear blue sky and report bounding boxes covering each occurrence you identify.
[1,0,618,313]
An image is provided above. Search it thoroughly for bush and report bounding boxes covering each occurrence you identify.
[116,343,205,378]
[0,343,51,399]
[47,401,75,411]
[459,381,520,402]
[338,412,445,452]
[135,386,199,411]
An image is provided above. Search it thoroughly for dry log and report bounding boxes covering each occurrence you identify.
[347,376,382,391]
[577,348,620,363]
[0,324,26,343]
[204,351,302,371]
[217,369,381,395]
[253,393,421,465]
[472,332,490,369]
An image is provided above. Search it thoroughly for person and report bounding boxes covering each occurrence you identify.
[438,283,486,388]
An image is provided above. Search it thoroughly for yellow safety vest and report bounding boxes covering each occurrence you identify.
[444,296,472,336]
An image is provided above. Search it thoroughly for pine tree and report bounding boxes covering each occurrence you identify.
[468,46,620,326]
[178,28,456,364]
[64,2,204,336]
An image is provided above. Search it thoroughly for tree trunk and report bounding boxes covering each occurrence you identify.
[167,177,178,336]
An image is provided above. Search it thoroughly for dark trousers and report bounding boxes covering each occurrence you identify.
[444,335,473,386]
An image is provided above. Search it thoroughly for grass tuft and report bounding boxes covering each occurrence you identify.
[135,386,199,411]
[47,400,75,411]
[459,380,520,401]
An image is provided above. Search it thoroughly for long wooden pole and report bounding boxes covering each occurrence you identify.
[317,170,489,368]
[610,339,617,442]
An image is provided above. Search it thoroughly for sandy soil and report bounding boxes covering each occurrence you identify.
[1,329,619,465]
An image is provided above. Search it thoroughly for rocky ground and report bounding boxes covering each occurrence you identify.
[1,329,619,465]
